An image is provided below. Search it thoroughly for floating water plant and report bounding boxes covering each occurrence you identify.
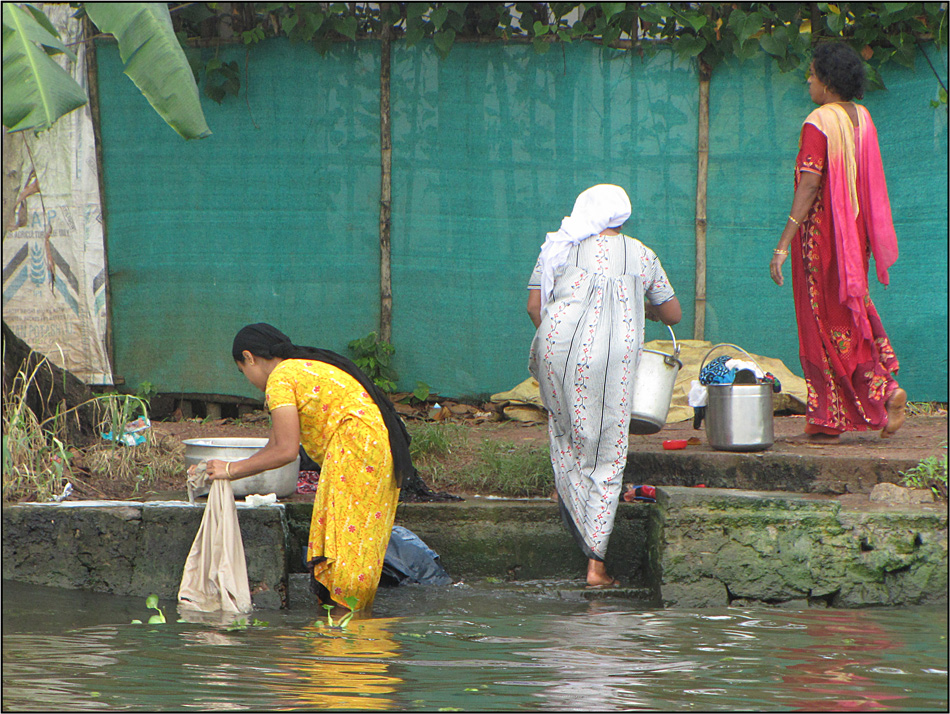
[321,595,360,629]
[131,594,166,625]
[225,617,269,632]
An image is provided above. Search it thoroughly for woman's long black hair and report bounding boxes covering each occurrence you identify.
[232,323,413,488]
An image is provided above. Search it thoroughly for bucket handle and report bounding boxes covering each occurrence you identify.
[662,324,680,367]
[699,342,764,374]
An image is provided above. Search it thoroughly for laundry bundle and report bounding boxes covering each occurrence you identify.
[178,461,252,614]
[688,356,782,429]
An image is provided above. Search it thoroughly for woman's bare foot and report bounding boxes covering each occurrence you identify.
[586,559,618,588]
[882,388,907,438]
[807,432,841,443]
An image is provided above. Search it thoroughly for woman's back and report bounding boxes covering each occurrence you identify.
[550,234,675,306]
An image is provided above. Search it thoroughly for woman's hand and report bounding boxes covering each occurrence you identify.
[205,459,232,480]
[644,303,659,321]
[770,251,788,286]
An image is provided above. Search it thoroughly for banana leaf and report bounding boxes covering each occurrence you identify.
[85,3,210,139]
[2,3,88,133]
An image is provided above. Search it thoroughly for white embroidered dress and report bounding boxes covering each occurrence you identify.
[528,234,675,559]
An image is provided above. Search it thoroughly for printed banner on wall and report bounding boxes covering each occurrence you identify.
[2,4,112,385]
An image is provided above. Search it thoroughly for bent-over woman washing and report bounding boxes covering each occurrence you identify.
[527,184,681,588]
[203,323,414,611]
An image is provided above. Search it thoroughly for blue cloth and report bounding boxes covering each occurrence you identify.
[700,356,735,385]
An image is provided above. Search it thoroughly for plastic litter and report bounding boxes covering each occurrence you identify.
[623,484,657,503]
[51,482,73,502]
[101,416,150,446]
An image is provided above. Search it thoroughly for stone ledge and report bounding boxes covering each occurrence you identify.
[2,502,287,609]
[3,490,945,609]
[286,500,657,588]
[626,451,920,494]
[655,487,948,608]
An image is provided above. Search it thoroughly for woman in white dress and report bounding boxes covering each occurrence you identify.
[527,184,682,588]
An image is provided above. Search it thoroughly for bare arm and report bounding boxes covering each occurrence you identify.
[645,296,682,325]
[206,405,300,480]
[771,170,821,286]
[527,289,542,329]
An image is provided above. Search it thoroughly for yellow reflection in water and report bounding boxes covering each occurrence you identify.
[270,616,402,710]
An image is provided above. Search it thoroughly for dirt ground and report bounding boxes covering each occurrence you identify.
[151,409,948,463]
[86,405,942,502]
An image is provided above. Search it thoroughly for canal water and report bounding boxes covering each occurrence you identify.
[2,578,947,711]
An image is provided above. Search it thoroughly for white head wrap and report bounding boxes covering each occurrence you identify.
[538,184,632,307]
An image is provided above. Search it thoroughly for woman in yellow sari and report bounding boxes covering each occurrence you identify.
[205,323,412,611]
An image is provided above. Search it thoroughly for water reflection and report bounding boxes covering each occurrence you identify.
[2,581,947,712]
[775,610,907,712]
[269,617,402,710]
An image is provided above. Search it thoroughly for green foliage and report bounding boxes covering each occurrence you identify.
[399,381,432,405]
[348,332,398,393]
[83,3,211,139]
[900,442,948,499]
[203,58,240,104]
[135,381,158,406]
[415,429,554,498]
[413,381,431,403]
[2,2,211,138]
[165,3,946,103]
[1,3,87,133]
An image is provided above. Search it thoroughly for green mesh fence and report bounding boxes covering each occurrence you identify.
[96,40,947,402]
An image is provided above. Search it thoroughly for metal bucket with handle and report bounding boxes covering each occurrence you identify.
[700,343,774,452]
[630,324,682,435]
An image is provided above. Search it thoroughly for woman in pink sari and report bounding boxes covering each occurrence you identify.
[770,42,906,442]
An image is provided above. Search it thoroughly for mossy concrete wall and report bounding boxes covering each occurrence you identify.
[3,490,946,609]
[655,487,948,608]
[1,501,287,609]
[287,500,655,593]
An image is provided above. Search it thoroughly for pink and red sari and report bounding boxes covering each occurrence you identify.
[791,103,900,434]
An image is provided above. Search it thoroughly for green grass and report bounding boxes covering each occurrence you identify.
[464,440,554,497]
[407,421,465,461]
[408,419,554,498]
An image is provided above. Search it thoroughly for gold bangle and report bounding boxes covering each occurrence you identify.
[788,215,801,226]
[225,462,232,479]
[773,249,788,256]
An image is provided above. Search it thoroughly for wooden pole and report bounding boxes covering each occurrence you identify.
[378,5,393,343]
[83,15,117,378]
[693,61,710,341]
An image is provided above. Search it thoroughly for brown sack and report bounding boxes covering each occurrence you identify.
[178,476,252,614]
